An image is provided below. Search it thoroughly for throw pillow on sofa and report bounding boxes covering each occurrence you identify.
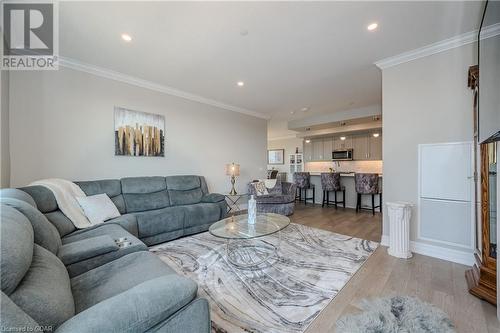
[252,181,269,196]
[76,194,121,225]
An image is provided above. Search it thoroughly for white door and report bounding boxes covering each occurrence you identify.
[418,142,474,249]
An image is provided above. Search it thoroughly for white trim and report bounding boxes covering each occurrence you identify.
[381,235,474,266]
[267,135,299,141]
[375,23,500,69]
[58,57,270,120]
[417,142,475,250]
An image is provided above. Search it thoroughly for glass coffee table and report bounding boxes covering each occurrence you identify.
[209,213,290,268]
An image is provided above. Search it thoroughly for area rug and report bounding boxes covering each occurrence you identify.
[336,296,456,333]
[150,223,378,333]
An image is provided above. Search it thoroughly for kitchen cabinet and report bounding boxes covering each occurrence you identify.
[352,135,369,160]
[334,136,352,150]
[312,139,324,161]
[369,135,382,160]
[304,140,313,162]
[323,137,333,160]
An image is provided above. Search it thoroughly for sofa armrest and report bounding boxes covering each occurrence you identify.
[281,182,297,197]
[57,236,119,265]
[201,193,225,203]
[55,275,198,333]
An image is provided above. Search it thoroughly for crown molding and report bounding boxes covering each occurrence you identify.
[375,23,500,70]
[58,57,270,120]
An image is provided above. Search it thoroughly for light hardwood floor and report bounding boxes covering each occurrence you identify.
[289,204,499,333]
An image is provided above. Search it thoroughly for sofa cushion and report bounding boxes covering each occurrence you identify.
[107,213,139,237]
[76,179,126,214]
[169,188,203,206]
[71,252,175,313]
[123,191,170,213]
[1,205,34,295]
[61,223,147,277]
[0,188,37,207]
[121,177,166,194]
[44,211,77,237]
[0,198,62,254]
[20,186,58,213]
[183,203,221,228]
[165,175,200,190]
[1,291,40,331]
[134,207,185,238]
[10,245,75,329]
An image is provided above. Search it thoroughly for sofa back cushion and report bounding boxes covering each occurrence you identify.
[76,179,126,214]
[1,291,41,331]
[166,176,203,206]
[0,198,62,255]
[10,244,75,328]
[20,186,76,237]
[121,177,170,213]
[1,205,34,295]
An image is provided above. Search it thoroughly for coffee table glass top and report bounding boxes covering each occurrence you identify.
[209,213,290,240]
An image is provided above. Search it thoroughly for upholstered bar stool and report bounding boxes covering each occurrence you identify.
[320,173,345,209]
[355,173,382,215]
[293,172,315,205]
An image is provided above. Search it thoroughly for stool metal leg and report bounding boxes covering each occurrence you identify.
[371,194,375,215]
[343,189,346,208]
[334,191,338,210]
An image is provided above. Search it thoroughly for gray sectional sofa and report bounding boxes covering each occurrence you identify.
[0,175,226,332]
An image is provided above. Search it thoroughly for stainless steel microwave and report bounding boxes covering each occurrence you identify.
[332,149,353,161]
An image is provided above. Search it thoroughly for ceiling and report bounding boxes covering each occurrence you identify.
[58,1,485,137]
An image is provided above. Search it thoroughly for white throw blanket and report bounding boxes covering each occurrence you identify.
[30,178,93,229]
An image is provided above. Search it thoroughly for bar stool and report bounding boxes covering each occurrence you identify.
[293,172,315,205]
[320,173,345,209]
[355,173,382,215]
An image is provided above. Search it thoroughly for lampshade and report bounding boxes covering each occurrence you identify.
[225,163,240,176]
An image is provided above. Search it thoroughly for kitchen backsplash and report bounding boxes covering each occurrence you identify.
[305,160,383,174]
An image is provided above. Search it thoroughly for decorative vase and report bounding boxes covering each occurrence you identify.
[248,195,256,224]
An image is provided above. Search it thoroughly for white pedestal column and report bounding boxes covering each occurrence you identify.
[386,202,413,259]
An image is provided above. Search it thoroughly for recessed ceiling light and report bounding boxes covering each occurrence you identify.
[121,33,132,42]
[367,23,378,31]
[237,81,244,87]
[290,111,295,115]
[305,139,311,143]
[340,136,346,141]
[301,107,309,112]
[373,133,380,138]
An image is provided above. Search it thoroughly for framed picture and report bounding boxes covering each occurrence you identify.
[268,149,285,164]
[114,107,165,157]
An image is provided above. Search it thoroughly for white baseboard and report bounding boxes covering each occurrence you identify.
[380,235,474,266]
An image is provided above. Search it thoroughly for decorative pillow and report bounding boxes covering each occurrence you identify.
[253,181,269,196]
[76,194,121,225]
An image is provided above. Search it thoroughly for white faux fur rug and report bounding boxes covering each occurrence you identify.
[150,223,378,333]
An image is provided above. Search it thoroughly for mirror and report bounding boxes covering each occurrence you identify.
[487,142,497,258]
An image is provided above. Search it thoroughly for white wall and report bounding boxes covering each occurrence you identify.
[9,68,268,193]
[1,70,10,188]
[382,43,475,258]
[267,137,304,181]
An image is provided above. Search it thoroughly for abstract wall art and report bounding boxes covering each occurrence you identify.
[114,107,165,157]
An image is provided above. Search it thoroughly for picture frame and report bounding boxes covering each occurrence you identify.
[268,149,285,164]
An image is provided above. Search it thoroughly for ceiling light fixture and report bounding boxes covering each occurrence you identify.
[340,136,346,141]
[373,133,380,138]
[290,111,295,115]
[367,23,378,31]
[237,81,244,87]
[301,107,310,112]
[121,33,132,42]
[305,139,311,143]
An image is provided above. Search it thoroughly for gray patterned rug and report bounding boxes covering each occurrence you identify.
[336,296,456,333]
[150,223,378,333]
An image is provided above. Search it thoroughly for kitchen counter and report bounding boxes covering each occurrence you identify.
[308,172,382,177]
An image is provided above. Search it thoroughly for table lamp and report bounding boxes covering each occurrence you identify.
[225,163,240,195]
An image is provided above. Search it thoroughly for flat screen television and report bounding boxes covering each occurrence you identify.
[478,1,500,143]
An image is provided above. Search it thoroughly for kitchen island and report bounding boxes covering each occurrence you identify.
[307,172,382,210]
